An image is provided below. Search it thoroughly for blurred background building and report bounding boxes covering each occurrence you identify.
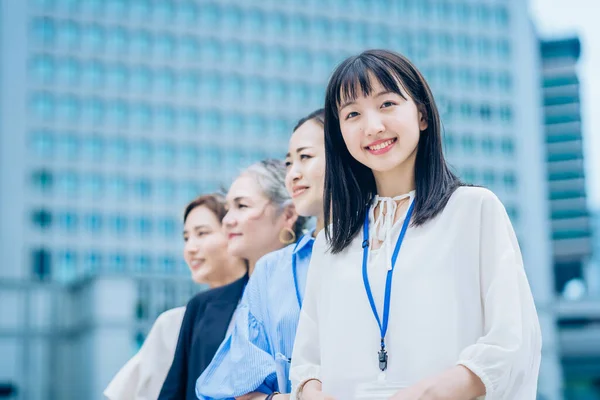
[540,36,600,399]
[0,0,598,399]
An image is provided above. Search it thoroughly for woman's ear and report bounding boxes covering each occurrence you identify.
[418,106,429,131]
[282,203,299,230]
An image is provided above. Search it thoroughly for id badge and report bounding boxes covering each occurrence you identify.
[275,352,292,393]
[353,377,407,400]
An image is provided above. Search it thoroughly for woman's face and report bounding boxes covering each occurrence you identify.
[222,174,295,262]
[182,205,231,284]
[285,119,326,218]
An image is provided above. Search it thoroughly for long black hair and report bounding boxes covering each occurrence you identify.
[324,49,463,254]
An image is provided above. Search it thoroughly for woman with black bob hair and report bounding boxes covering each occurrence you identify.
[290,49,541,400]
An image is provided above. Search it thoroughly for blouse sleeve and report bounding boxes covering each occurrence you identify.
[290,233,326,400]
[457,192,542,400]
[195,258,279,399]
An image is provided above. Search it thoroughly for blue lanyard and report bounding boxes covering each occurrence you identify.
[362,200,415,371]
[291,236,306,310]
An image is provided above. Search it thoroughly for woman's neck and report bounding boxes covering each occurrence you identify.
[314,215,325,237]
[373,159,416,198]
[206,259,247,289]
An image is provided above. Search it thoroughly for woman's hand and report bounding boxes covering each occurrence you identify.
[300,380,336,400]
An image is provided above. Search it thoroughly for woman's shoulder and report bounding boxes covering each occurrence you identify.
[448,185,504,210]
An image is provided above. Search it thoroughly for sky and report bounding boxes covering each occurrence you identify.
[530,0,600,210]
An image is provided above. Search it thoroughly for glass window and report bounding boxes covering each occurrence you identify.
[290,15,308,37]
[479,104,492,121]
[134,254,151,272]
[57,134,80,159]
[83,174,104,197]
[56,58,80,85]
[155,105,176,128]
[199,39,220,62]
[462,167,476,183]
[456,2,471,22]
[158,180,175,201]
[160,256,176,273]
[31,92,55,120]
[476,37,492,58]
[58,171,78,195]
[497,39,511,60]
[179,36,199,60]
[130,30,152,56]
[178,72,200,96]
[82,135,104,160]
[179,108,199,131]
[291,51,311,72]
[456,35,472,55]
[482,170,496,186]
[57,20,80,48]
[481,136,494,154]
[200,146,222,169]
[182,146,199,167]
[311,17,330,39]
[155,69,175,93]
[248,115,266,139]
[270,80,288,103]
[109,252,127,272]
[503,171,517,190]
[460,102,473,119]
[110,215,128,235]
[31,248,52,281]
[416,0,432,18]
[106,0,128,16]
[57,250,77,283]
[31,17,56,45]
[30,130,55,157]
[58,211,78,232]
[246,43,266,68]
[107,137,128,161]
[81,98,105,124]
[106,64,129,89]
[501,137,515,156]
[32,209,52,229]
[157,143,176,166]
[135,217,152,237]
[475,4,491,26]
[457,69,474,88]
[106,27,128,54]
[57,95,80,122]
[154,0,175,21]
[130,103,152,127]
[478,71,492,89]
[199,110,222,133]
[81,61,104,88]
[180,182,200,202]
[498,72,513,93]
[333,20,350,42]
[134,179,152,199]
[132,140,152,164]
[223,6,242,28]
[267,12,288,35]
[224,113,244,134]
[291,83,310,104]
[199,2,220,27]
[108,175,127,198]
[159,218,177,239]
[247,77,266,101]
[495,6,510,27]
[268,47,288,69]
[30,55,55,83]
[443,133,456,152]
[31,169,54,193]
[499,105,513,123]
[179,2,199,25]
[461,135,476,153]
[199,73,221,98]
[84,251,101,275]
[224,75,243,99]
[82,24,105,52]
[130,67,152,92]
[106,100,130,126]
[84,212,102,233]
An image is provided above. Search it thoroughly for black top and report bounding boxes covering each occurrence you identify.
[158,273,248,400]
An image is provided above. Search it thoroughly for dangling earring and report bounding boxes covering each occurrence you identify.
[279,227,296,245]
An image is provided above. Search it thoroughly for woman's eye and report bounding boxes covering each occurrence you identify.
[300,154,311,160]
[284,160,292,168]
[346,111,359,120]
[381,101,395,108]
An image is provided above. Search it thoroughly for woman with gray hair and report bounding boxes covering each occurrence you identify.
[159,158,305,400]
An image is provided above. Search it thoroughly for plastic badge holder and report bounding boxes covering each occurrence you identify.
[354,379,408,400]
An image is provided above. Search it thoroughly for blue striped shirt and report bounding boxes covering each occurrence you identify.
[195,233,315,399]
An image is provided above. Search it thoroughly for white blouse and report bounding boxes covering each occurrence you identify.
[290,187,541,400]
[104,306,185,400]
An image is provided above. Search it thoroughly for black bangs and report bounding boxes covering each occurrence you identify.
[330,53,409,117]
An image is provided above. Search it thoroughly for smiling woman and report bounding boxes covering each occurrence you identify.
[105,193,247,400]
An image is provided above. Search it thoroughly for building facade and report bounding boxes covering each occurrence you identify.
[1,1,559,399]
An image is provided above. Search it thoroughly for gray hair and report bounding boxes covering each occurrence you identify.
[243,159,308,240]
